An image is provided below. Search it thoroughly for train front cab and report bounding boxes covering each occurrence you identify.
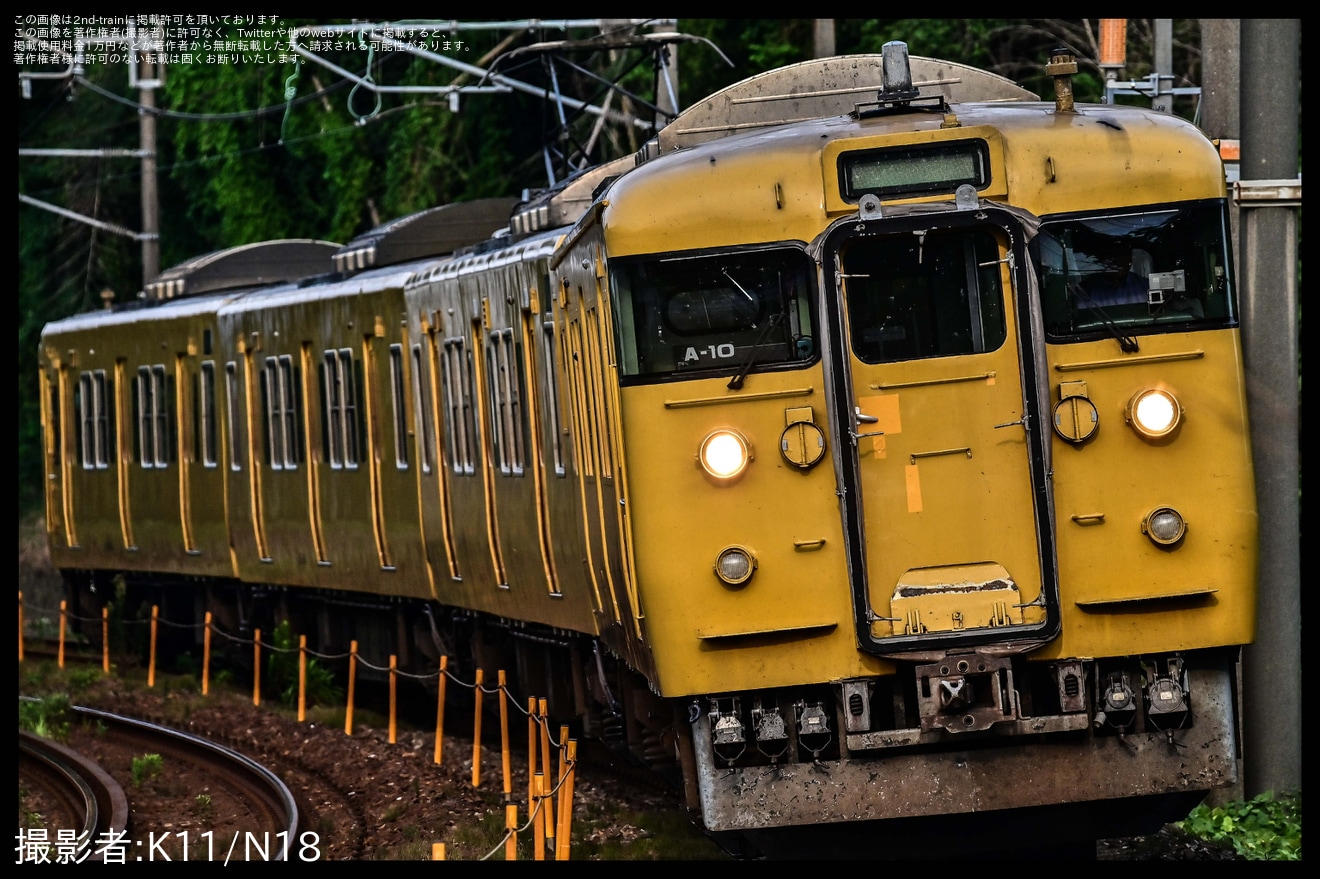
[575,54,1256,852]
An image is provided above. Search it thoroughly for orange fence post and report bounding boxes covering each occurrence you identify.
[17,591,23,662]
[556,740,577,861]
[389,654,398,744]
[201,612,211,695]
[533,772,546,861]
[298,634,307,723]
[433,655,447,763]
[471,668,484,788]
[102,607,110,674]
[556,722,570,852]
[527,697,537,814]
[58,599,66,668]
[505,804,519,861]
[539,698,553,848]
[498,670,512,801]
[345,640,358,736]
[430,843,445,861]
[147,604,158,687]
[253,627,262,707]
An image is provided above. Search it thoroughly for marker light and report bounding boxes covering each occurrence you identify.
[1142,507,1187,545]
[699,429,752,481]
[1127,388,1182,439]
[715,546,757,586]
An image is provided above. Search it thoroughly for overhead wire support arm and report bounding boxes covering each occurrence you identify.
[18,194,157,242]
[285,20,667,132]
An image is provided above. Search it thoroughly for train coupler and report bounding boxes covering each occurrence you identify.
[915,652,1019,734]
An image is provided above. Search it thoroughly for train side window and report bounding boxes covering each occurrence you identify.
[136,364,171,468]
[77,370,111,469]
[321,351,342,467]
[485,332,508,475]
[135,367,148,466]
[263,355,301,470]
[389,344,408,470]
[505,327,526,476]
[198,361,217,468]
[263,357,284,469]
[76,373,90,468]
[225,361,243,471]
[541,317,565,477]
[485,328,526,477]
[411,344,433,474]
[322,349,359,470]
[841,228,1007,364]
[157,366,175,466]
[441,337,476,475]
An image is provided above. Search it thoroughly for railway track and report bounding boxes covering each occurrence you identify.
[18,704,304,863]
[18,729,128,863]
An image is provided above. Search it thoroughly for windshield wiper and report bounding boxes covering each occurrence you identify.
[722,268,756,302]
[727,311,784,390]
[1070,283,1140,353]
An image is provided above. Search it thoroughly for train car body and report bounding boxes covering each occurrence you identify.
[39,45,1256,857]
[39,241,340,623]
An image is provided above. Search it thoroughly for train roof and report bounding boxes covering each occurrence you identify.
[650,52,1038,156]
[218,256,440,316]
[332,197,518,273]
[143,239,341,302]
[410,225,563,286]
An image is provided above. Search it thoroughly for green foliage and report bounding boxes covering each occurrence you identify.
[67,667,103,693]
[131,752,164,788]
[193,793,214,823]
[18,693,73,741]
[1178,791,1302,861]
[266,619,344,710]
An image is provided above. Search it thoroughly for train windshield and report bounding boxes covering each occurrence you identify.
[839,226,1008,363]
[1035,200,1235,341]
[611,246,817,383]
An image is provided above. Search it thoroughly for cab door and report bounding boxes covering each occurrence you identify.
[822,208,1059,655]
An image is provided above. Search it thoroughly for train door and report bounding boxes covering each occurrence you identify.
[40,364,71,547]
[176,354,198,554]
[821,207,1059,655]
[362,331,393,569]
[114,360,135,550]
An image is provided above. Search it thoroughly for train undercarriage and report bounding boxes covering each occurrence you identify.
[681,646,1240,854]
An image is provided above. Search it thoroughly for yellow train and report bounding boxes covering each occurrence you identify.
[39,43,1256,856]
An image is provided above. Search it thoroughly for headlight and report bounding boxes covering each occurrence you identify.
[699,429,752,481]
[1126,388,1182,439]
[714,546,757,585]
[1142,507,1187,545]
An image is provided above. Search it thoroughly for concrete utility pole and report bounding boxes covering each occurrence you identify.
[813,20,836,59]
[138,56,160,285]
[1238,18,1302,799]
[1150,19,1173,113]
[1199,19,1241,250]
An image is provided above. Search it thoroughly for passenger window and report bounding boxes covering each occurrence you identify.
[389,344,408,470]
[77,370,112,469]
